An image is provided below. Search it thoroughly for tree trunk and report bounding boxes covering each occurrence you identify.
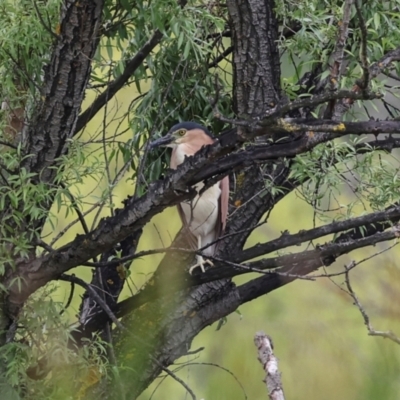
[107,0,285,398]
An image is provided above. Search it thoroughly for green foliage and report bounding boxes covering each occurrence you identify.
[0,0,61,106]
[290,136,400,226]
[278,0,400,95]
[0,149,52,266]
[0,284,109,399]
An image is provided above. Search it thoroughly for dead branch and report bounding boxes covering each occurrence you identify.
[344,263,400,345]
[254,332,285,400]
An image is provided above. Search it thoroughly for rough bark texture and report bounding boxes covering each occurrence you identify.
[227,0,281,118]
[23,0,104,184]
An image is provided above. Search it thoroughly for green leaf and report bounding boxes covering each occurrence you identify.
[183,40,191,59]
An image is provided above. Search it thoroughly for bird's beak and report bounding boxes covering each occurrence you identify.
[150,135,174,149]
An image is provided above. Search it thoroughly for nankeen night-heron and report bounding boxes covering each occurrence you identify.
[151,122,229,274]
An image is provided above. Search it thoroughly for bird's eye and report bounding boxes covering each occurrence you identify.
[178,129,186,136]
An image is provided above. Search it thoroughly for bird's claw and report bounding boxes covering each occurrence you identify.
[189,256,214,275]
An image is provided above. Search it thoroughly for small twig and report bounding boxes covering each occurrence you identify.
[60,279,75,316]
[383,71,400,82]
[174,362,248,399]
[254,332,285,400]
[264,89,378,119]
[211,256,316,281]
[313,240,398,279]
[156,363,197,400]
[0,140,17,149]
[33,1,58,39]
[49,200,102,246]
[208,45,233,69]
[344,263,400,345]
[60,183,90,235]
[34,238,55,254]
[355,0,369,90]
[213,107,250,127]
[184,347,205,356]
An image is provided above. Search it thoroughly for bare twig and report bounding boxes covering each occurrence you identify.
[208,45,233,69]
[33,1,58,39]
[59,279,75,316]
[354,0,369,90]
[344,263,400,345]
[211,256,316,281]
[0,140,17,149]
[254,332,285,400]
[34,239,55,254]
[240,205,400,262]
[157,363,197,400]
[59,183,90,235]
[49,200,102,246]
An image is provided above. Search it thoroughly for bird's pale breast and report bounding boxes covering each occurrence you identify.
[181,182,221,238]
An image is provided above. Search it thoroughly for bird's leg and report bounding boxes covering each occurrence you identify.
[189,236,214,274]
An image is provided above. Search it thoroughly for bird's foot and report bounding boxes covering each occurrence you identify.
[189,256,214,274]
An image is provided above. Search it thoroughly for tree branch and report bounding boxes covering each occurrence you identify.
[254,332,285,400]
[265,89,379,120]
[324,0,354,119]
[208,46,233,69]
[344,263,400,345]
[74,208,400,339]
[74,29,163,134]
[74,0,188,134]
[238,205,400,262]
[59,274,125,330]
[10,116,400,307]
[354,0,369,90]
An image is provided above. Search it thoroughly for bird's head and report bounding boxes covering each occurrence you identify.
[150,122,214,151]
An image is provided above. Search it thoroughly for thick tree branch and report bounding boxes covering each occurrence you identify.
[75,206,400,338]
[238,205,400,262]
[258,118,400,136]
[10,116,400,307]
[265,89,379,120]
